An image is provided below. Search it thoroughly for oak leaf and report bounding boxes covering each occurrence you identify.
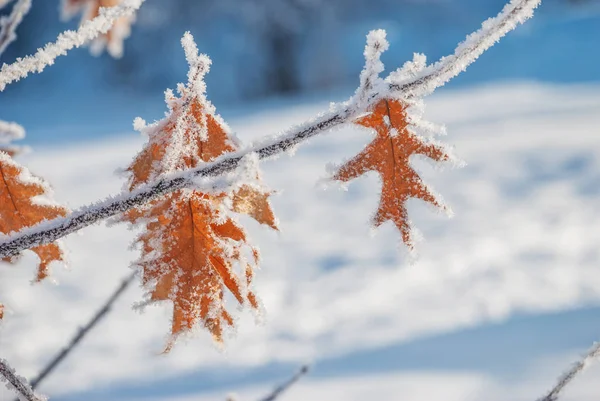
[124,35,277,347]
[0,152,68,317]
[334,99,452,249]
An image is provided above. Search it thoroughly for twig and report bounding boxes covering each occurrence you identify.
[538,342,600,401]
[0,0,541,259]
[9,272,137,401]
[0,0,145,91]
[0,359,46,401]
[257,365,310,401]
[0,0,31,56]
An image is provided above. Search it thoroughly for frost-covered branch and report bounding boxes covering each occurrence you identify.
[0,0,31,56]
[0,0,541,258]
[389,0,541,98]
[538,342,600,401]
[17,273,136,398]
[0,0,145,91]
[0,359,46,401]
[353,29,388,110]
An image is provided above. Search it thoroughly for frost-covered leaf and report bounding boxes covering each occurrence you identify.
[333,99,453,249]
[0,152,68,281]
[123,32,277,348]
[231,185,278,230]
[0,152,68,318]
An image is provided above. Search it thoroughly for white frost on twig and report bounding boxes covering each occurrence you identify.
[192,152,270,203]
[61,0,137,58]
[0,0,145,91]
[0,359,47,401]
[352,29,389,111]
[538,342,600,401]
[389,0,541,98]
[0,0,31,56]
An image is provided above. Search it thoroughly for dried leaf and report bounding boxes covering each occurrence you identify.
[0,152,68,284]
[125,86,276,347]
[136,192,258,349]
[232,185,278,230]
[334,99,451,248]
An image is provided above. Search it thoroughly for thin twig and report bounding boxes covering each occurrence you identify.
[538,342,600,401]
[0,0,31,56]
[391,0,541,98]
[0,0,541,259]
[254,365,309,401]
[9,272,137,401]
[0,359,45,401]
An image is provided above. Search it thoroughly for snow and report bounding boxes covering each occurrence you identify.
[1,82,600,400]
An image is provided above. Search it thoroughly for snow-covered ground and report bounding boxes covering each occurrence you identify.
[2,82,600,401]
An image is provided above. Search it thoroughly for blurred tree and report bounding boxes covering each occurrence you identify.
[215,0,344,97]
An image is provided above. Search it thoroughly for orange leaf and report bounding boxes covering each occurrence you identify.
[125,90,276,346]
[136,192,258,349]
[0,152,68,288]
[231,185,278,230]
[334,99,451,248]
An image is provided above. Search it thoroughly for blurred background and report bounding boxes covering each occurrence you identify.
[1,1,600,401]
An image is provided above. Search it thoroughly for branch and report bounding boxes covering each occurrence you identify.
[257,365,309,401]
[0,0,541,259]
[390,0,541,98]
[537,342,600,401]
[0,359,46,401]
[19,272,136,397]
[0,0,145,91]
[0,0,31,56]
